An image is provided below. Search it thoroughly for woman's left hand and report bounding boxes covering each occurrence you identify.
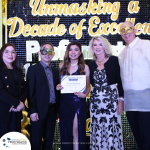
[117,100,124,115]
[74,92,86,98]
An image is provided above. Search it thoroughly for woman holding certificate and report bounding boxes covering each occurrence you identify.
[56,41,90,150]
[88,36,124,150]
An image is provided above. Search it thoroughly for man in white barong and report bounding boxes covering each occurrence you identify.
[118,21,150,150]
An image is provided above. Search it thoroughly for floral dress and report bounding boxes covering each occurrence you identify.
[90,69,124,150]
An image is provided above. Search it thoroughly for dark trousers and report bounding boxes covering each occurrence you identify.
[30,104,56,150]
[126,111,150,150]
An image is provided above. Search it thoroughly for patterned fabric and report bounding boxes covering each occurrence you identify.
[90,69,123,150]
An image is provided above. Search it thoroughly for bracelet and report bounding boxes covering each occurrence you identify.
[119,97,124,101]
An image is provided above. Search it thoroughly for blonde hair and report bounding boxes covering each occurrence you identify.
[89,36,112,60]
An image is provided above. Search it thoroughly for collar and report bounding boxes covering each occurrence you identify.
[40,61,51,70]
[128,37,139,48]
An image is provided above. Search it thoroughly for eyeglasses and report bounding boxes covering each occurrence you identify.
[4,50,16,55]
[120,26,134,35]
[40,47,54,55]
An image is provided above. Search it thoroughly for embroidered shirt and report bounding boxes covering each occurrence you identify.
[118,37,150,111]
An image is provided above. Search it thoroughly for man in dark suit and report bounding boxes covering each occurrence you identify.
[27,42,59,150]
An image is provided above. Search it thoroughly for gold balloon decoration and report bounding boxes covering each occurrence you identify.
[21,110,30,141]
[2,0,7,25]
[25,99,29,108]
[21,129,30,141]
[2,0,7,13]
[2,13,6,26]
[21,110,30,128]
[86,84,92,98]
[86,118,91,136]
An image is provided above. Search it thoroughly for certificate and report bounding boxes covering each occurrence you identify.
[61,75,86,93]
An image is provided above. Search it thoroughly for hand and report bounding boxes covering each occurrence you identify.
[9,106,14,112]
[117,99,124,115]
[56,84,63,90]
[74,92,86,98]
[16,101,25,112]
[9,106,18,112]
[30,113,39,121]
[59,62,63,69]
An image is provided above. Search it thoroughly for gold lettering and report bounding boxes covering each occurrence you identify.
[76,19,87,39]
[88,16,100,36]
[97,0,103,14]
[43,4,50,15]
[97,23,104,34]
[57,4,65,15]
[135,23,143,35]
[48,4,54,15]
[69,19,86,39]
[7,17,67,37]
[128,1,140,14]
[48,18,66,35]
[69,23,78,35]
[109,22,118,34]
[62,4,69,16]
[111,2,120,21]
[29,0,120,21]
[87,0,98,14]
[102,22,110,35]
[68,3,78,15]
[23,24,31,36]
[37,24,48,36]
[7,17,24,37]
[57,24,67,35]
[77,3,87,15]
[30,25,39,36]
[30,0,46,16]
[102,2,112,14]
[142,23,150,35]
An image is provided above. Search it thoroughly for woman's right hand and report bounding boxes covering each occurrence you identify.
[56,84,63,90]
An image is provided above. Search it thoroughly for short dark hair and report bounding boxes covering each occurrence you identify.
[40,42,54,51]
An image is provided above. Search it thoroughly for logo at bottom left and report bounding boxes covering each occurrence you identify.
[0,132,31,150]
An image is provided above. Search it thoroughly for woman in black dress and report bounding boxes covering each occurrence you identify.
[0,43,27,138]
[56,41,90,150]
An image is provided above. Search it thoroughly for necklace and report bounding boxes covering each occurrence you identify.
[97,58,105,65]
[71,62,78,66]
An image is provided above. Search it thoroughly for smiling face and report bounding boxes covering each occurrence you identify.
[92,39,105,56]
[39,44,55,65]
[3,46,16,66]
[69,45,81,61]
[120,22,137,45]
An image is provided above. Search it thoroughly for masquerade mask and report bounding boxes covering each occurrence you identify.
[120,26,134,35]
[40,47,54,55]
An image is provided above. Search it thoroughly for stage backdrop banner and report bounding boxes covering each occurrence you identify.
[6,0,150,149]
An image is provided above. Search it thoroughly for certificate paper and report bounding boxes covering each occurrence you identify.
[61,75,86,93]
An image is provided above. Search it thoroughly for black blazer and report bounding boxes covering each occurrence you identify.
[88,56,124,97]
[0,67,27,123]
[27,62,60,120]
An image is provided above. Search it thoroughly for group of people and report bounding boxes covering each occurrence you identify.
[0,21,149,150]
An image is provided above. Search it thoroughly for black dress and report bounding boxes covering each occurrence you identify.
[59,69,86,150]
